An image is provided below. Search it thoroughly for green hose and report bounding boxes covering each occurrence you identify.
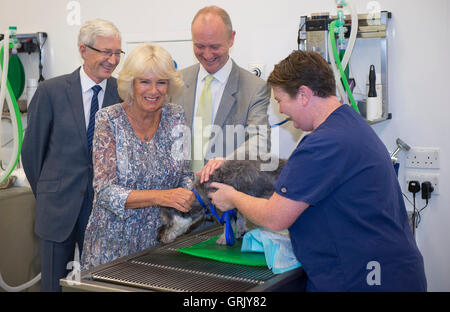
[329,20,360,114]
[0,45,24,184]
[339,49,349,80]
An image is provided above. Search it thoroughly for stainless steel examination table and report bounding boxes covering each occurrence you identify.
[61,225,306,292]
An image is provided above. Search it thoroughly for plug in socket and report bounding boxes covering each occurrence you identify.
[421,181,434,200]
[405,172,439,195]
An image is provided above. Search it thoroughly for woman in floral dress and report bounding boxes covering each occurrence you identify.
[81,43,195,270]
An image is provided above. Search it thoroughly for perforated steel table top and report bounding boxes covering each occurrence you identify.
[61,226,304,292]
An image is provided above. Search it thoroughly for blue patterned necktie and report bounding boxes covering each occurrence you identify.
[87,85,102,155]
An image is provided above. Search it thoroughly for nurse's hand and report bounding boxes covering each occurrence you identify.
[208,182,236,212]
[197,158,226,184]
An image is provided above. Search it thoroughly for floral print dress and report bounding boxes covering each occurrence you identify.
[81,102,193,270]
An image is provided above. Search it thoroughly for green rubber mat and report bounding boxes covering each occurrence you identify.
[177,235,267,266]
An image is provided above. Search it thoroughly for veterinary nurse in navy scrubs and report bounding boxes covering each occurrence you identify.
[208,50,427,292]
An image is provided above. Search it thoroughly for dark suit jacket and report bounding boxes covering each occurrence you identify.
[21,68,121,242]
[174,60,271,160]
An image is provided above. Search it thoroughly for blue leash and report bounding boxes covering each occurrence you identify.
[270,117,291,128]
[192,189,237,246]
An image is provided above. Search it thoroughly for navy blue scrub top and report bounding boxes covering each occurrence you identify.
[275,105,427,291]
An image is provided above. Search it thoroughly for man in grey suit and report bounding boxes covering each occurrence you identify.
[175,6,271,180]
[21,19,123,291]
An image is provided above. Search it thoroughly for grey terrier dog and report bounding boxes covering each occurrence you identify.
[158,157,286,245]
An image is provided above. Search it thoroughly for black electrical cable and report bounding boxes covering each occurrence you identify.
[405,194,430,233]
[402,191,417,236]
[402,192,414,207]
[415,199,429,228]
[412,193,417,237]
[38,33,47,82]
[297,20,306,49]
[403,187,431,236]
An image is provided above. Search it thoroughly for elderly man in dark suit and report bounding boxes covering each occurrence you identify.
[174,6,271,180]
[21,19,122,292]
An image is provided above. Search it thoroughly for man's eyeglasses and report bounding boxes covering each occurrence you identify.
[86,45,125,58]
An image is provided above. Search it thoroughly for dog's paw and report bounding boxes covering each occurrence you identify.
[160,231,177,244]
[216,233,227,245]
[235,214,248,239]
[235,228,246,239]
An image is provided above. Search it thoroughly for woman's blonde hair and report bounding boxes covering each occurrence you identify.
[117,42,184,103]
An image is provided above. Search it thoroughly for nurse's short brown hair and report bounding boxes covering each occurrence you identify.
[268,50,336,99]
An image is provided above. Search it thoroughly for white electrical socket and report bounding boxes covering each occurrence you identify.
[405,171,440,195]
[405,147,440,169]
[248,63,265,77]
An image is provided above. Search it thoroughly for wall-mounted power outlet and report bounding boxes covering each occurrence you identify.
[405,171,440,195]
[405,147,440,169]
